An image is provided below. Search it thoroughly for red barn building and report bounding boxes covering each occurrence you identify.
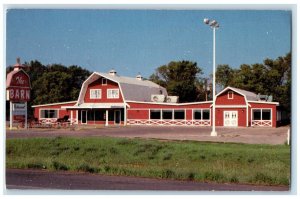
[32,70,279,127]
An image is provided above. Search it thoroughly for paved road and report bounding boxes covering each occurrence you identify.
[6,125,289,145]
[5,169,289,191]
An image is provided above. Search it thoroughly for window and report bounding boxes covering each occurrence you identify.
[193,110,202,120]
[253,110,261,120]
[102,78,107,85]
[262,110,271,120]
[252,109,271,120]
[203,110,210,120]
[107,89,119,99]
[162,110,172,119]
[90,89,101,99]
[150,110,161,119]
[40,109,58,118]
[228,91,234,99]
[193,109,210,120]
[174,110,185,120]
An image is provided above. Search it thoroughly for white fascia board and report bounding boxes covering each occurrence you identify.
[248,101,279,105]
[125,100,212,106]
[95,72,126,102]
[32,101,77,108]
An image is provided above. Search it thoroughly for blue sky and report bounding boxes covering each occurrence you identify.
[6,9,291,78]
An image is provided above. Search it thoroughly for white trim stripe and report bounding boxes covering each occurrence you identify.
[32,101,77,108]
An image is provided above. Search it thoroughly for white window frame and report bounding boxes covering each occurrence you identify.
[252,108,272,121]
[193,109,211,121]
[107,89,119,99]
[149,109,161,120]
[228,91,234,99]
[173,109,185,120]
[102,78,107,85]
[90,89,101,99]
[39,109,59,119]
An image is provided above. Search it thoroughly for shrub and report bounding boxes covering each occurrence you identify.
[163,153,172,161]
[52,161,69,171]
[76,163,97,173]
[161,169,175,179]
[27,162,46,169]
[204,171,226,182]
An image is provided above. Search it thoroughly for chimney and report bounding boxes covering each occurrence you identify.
[13,57,23,71]
[109,69,117,76]
[136,73,143,81]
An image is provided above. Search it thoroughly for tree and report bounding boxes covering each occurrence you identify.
[215,64,235,88]
[149,60,205,102]
[215,52,291,119]
[6,60,92,119]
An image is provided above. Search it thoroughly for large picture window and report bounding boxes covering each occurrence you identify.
[90,89,101,99]
[150,110,161,119]
[252,109,271,120]
[40,109,58,118]
[193,109,210,120]
[162,110,172,120]
[107,89,119,99]
[174,110,185,120]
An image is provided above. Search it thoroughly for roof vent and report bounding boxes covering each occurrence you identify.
[136,74,143,81]
[109,69,117,76]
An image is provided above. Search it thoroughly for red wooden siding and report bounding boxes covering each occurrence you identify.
[84,78,124,103]
[249,103,277,127]
[216,91,246,105]
[127,110,149,119]
[33,102,76,119]
[215,108,247,127]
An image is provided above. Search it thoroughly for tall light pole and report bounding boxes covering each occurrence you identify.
[204,18,219,136]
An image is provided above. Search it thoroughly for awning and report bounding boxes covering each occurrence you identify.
[62,103,126,109]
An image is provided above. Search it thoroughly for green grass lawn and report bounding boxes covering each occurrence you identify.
[6,137,290,186]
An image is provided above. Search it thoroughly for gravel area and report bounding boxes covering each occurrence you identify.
[6,125,290,145]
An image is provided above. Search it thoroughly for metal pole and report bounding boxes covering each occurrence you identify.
[25,102,28,129]
[211,27,217,136]
[10,101,13,130]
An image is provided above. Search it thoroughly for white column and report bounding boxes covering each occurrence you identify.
[70,110,73,125]
[76,110,78,124]
[105,109,109,126]
[124,105,127,126]
[10,101,13,130]
[211,27,217,136]
[25,102,28,129]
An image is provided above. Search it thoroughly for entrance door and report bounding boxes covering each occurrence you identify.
[224,111,238,127]
[81,110,87,124]
[114,110,121,125]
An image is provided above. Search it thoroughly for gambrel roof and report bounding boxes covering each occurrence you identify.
[77,72,168,104]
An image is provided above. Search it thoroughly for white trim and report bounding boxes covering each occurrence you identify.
[251,108,272,127]
[90,89,102,99]
[39,108,60,119]
[126,100,212,106]
[192,109,211,121]
[94,72,126,102]
[223,111,238,127]
[107,89,120,99]
[228,91,234,99]
[248,101,279,105]
[211,105,247,108]
[32,101,77,108]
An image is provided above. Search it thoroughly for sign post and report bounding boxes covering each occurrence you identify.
[6,58,31,129]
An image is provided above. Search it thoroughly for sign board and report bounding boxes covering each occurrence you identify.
[6,69,31,102]
[6,60,31,129]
